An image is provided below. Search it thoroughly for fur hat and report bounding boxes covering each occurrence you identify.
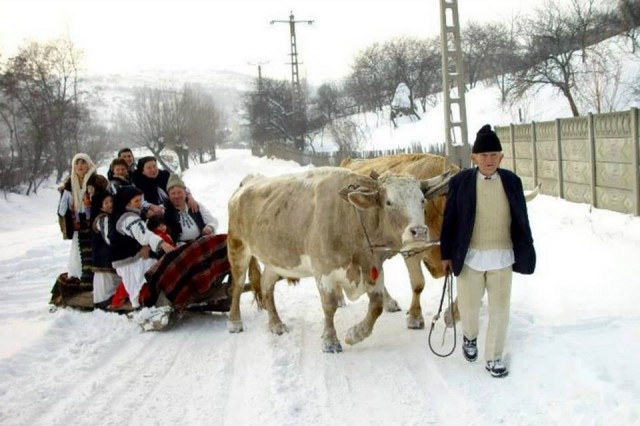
[91,190,113,214]
[472,124,502,153]
[113,185,143,214]
[166,174,186,192]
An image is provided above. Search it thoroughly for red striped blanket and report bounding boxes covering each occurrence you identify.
[145,234,231,308]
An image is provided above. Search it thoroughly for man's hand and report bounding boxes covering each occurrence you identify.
[146,204,165,218]
[139,245,151,259]
[186,194,199,213]
[441,259,452,273]
[202,225,214,236]
[160,242,175,253]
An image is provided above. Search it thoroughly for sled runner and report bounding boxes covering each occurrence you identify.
[49,235,260,327]
[49,271,245,313]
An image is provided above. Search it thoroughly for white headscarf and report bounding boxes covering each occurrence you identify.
[70,153,97,213]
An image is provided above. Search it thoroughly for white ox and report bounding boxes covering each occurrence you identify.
[227,167,452,352]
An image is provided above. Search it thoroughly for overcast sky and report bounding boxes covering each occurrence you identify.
[1,0,557,83]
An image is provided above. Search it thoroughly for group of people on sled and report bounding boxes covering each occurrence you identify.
[55,148,231,314]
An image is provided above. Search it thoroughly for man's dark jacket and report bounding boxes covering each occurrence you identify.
[440,167,536,276]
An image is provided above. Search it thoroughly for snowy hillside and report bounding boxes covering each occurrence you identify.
[82,68,253,126]
[0,149,639,425]
[312,35,640,153]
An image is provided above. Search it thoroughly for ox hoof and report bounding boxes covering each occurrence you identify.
[384,298,402,312]
[322,340,343,353]
[227,320,244,333]
[344,324,371,345]
[269,322,288,335]
[406,314,425,329]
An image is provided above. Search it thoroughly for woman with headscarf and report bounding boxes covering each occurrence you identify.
[57,153,108,286]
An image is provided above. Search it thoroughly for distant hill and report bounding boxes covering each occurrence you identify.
[80,68,254,128]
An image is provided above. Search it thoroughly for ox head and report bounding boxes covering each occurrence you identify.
[339,173,430,252]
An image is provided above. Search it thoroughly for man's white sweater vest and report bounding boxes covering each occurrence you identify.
[469,177,512,250]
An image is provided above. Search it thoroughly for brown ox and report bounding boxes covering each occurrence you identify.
[341,153,458,328]
[341,153,540,329]
[227,167,452,352]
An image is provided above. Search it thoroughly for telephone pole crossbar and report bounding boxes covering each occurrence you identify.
[271,11,314,150]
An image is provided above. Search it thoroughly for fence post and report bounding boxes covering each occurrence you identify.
[555,118,564,199]
[588,113,597,208]
[632,107,639,216]
[509,123,517,174]
[531,121,538,186]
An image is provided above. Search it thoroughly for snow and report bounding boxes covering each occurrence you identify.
[1,147,639,425]
[3,32,640,422]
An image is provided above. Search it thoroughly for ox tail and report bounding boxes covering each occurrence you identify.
[525,182,542,202]
[247,256,264,310]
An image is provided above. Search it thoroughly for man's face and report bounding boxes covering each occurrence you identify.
[102,196,113,214]
[128,195,143,210]
[119,151,134,167]
[113,164,128,178]
[471,152,503,176]
[169,186,187,208]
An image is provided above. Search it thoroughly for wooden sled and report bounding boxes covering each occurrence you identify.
[49,272,251,313]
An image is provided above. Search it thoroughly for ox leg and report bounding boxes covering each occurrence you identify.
[380,269,401,312]
[404,255,426,329]
[334,287,347,308]
[344,289,384,346]
[227,238,249,333]
[261,267,287,335]
[444,299,460,327]
[317,281,342,353]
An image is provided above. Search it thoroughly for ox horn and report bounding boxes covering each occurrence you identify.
[420,168,455,199]
[525,182,542,202]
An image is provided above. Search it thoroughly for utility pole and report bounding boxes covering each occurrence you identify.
[439,0,470,168]
[271,11,314,150]
[248,61,269,147]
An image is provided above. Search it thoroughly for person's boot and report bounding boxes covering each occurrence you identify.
[485,359,509,378]
[462,336,478,362]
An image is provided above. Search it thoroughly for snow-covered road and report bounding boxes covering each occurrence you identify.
[1,150,638,425]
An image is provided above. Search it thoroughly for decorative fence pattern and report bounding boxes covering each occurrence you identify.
[496,108,640,216]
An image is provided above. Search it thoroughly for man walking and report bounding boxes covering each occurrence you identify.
[440,124,536,378]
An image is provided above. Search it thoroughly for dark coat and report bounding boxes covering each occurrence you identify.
[440,167,536,276]
[132,169,170,205]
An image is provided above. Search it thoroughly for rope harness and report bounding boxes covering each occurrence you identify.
[428,270,457,357]
[355,207,440,258]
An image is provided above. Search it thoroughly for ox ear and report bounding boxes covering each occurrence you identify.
[421,169,455,199]
[347,190,378,210]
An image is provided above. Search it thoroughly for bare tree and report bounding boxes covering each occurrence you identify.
[617,0,640,52]
[328,117,366,152]
[462,21,513,88]
[121,86,174,170]
[0,38,87,192]
[346,43,391,112]
[574,42,624,113]
[508,0,602,117]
